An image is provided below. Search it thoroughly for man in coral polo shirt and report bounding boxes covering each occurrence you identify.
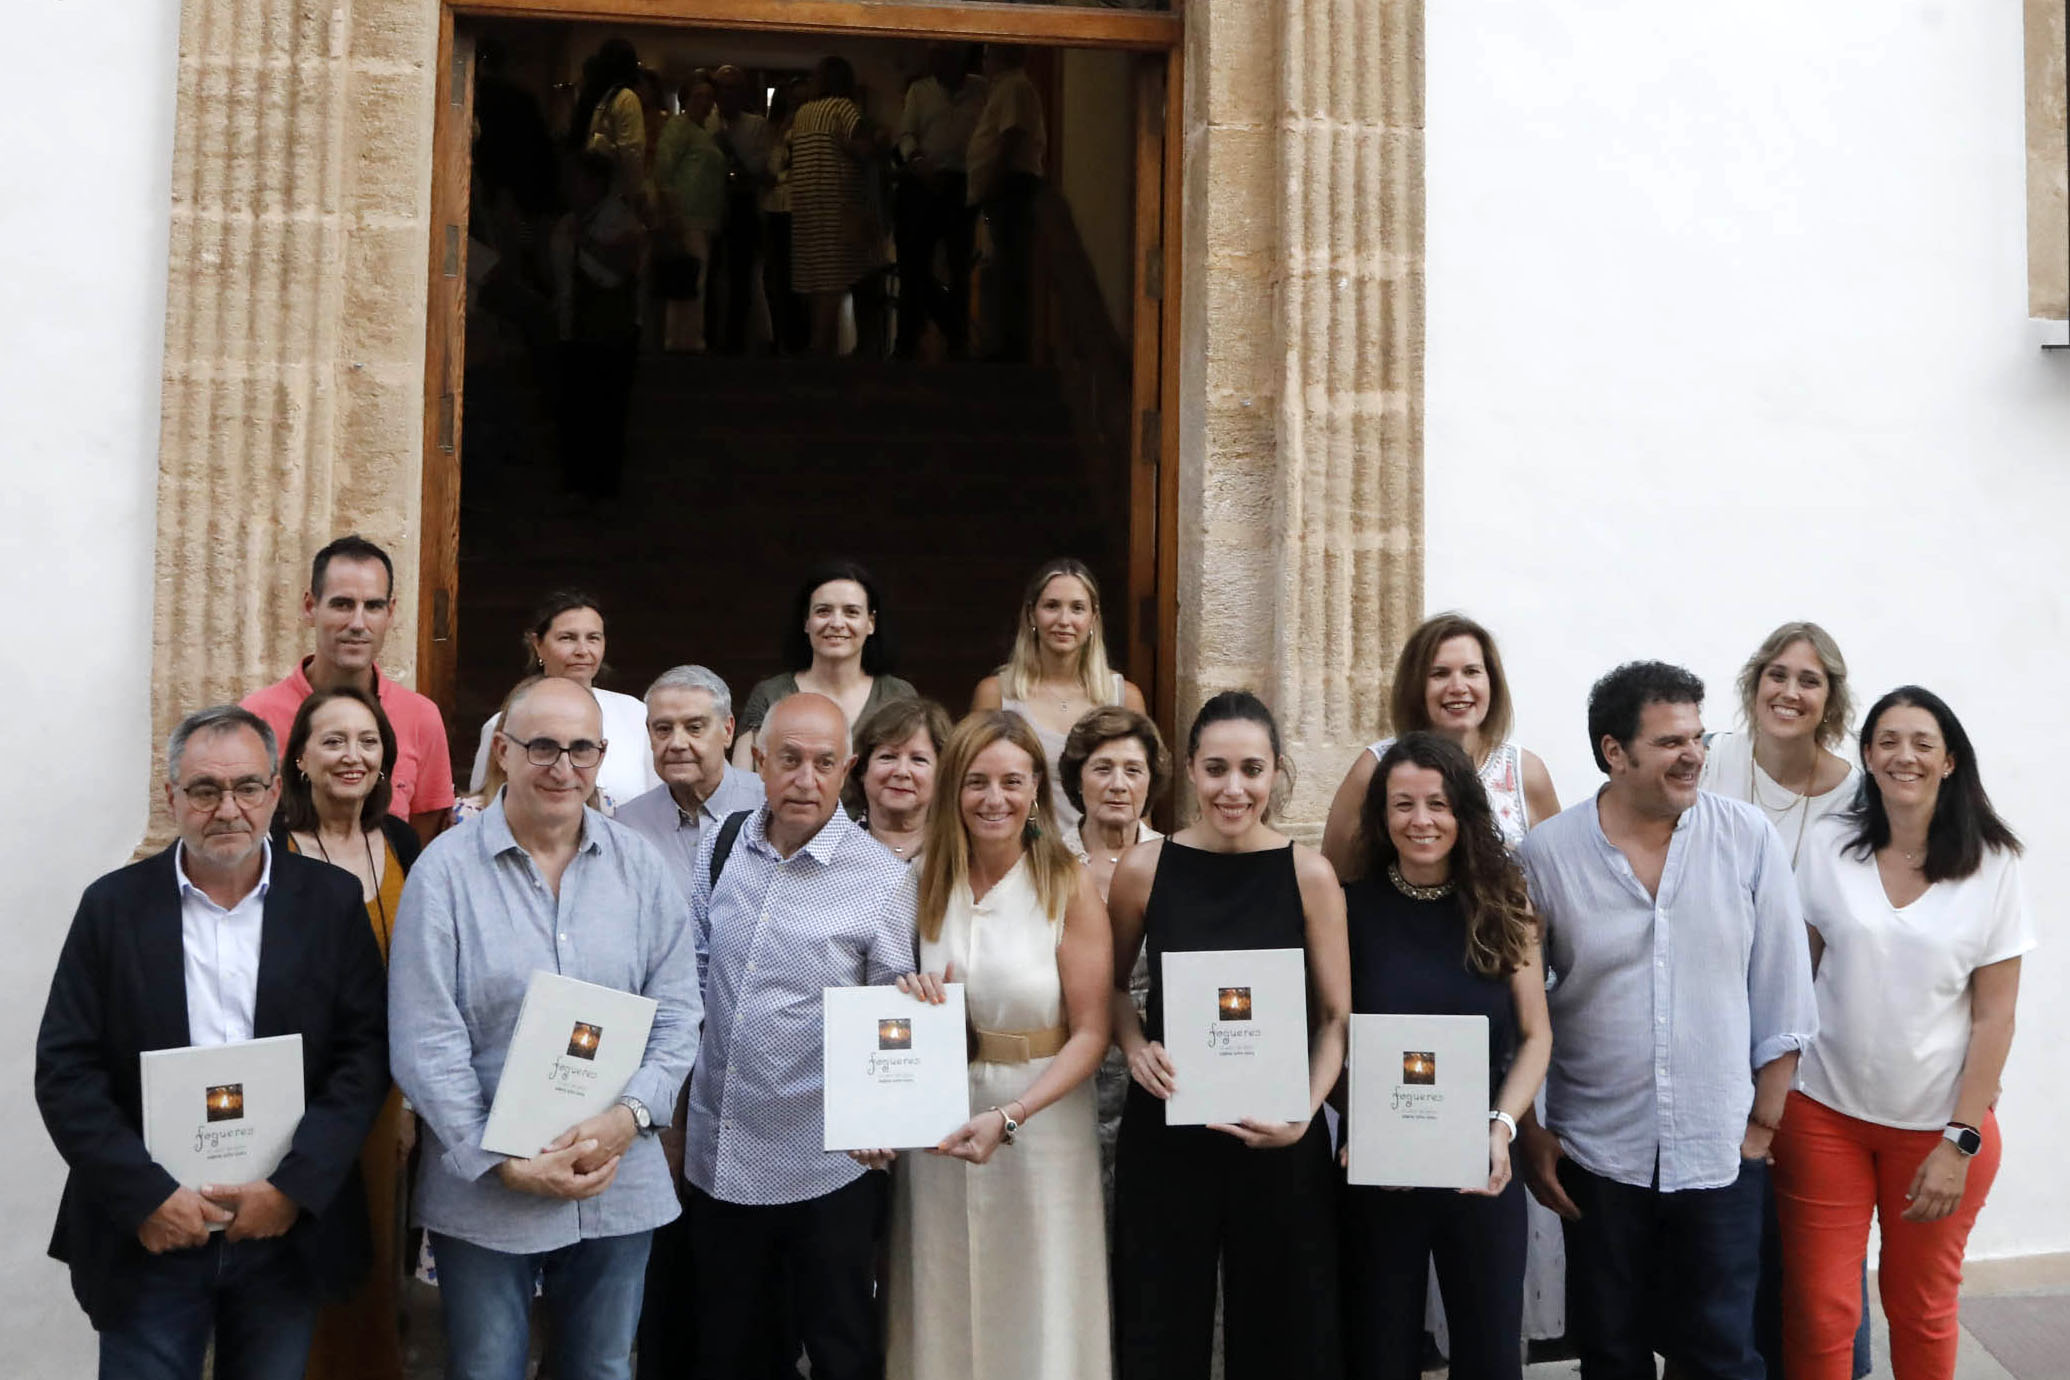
[242,535,455,843]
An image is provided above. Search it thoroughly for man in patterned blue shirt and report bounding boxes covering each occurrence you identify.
[682,693,917,1380]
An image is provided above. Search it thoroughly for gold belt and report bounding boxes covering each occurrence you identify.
[969,1024,1069,1063]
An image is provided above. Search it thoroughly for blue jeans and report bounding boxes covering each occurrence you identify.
[1561,1157,1767,1380]
[97,1235,320,1380]
[432,1229,653,1380]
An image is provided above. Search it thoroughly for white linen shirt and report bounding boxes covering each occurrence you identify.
[897,74,988,171]
[1519,791,1818,1192]
[175,839,273,1046]
[1796,819,2036,1129]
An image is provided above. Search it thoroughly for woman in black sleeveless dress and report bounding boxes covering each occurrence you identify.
[1337,732,1551,1380]
[1108,691,1352,1378]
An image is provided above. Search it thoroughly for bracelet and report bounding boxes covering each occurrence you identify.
[1748,1113,1782,1134]
[1489,1110,1518,1141]
[989,1105,1019,1146]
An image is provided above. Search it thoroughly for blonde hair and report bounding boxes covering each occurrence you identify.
[917,711,1080,943]
[998,559,1117,706]
[1736,621,1854,750]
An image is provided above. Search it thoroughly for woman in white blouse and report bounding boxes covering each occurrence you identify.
[468,591,660,811]
[1700,620,1859,866]
[1772,687,2032,1380]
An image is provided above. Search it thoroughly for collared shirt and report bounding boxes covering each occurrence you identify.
[897,74,989,171]
[243,660,457,818]
[966,67,1046,202]
[389,797,703,1253]
[1519,790,1817,1192]
[684,804,917,1206]
[614,766,767,902]
[175,840,273,1046]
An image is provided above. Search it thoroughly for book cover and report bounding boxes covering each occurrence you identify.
[480,970,658,1158]
[821,984,971,1151]
[141,1034,306,1213]
[1161,948,1312,1127]
[1347,1013,1490,1189]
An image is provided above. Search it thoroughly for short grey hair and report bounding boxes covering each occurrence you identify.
[645,665,734,720]
[166,704,279,782]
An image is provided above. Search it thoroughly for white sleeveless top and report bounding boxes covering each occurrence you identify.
[1368,736,1530,850]
[1004,671,1127,832]
[1698,730,1860,868]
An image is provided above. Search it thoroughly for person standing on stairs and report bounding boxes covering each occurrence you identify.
[894,43,986,359]
[735,560,918,767]
[967,44,1046,363]
[972,558,1147,833]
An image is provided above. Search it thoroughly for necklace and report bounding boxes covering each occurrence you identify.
[1745,747,1818,868]
[310,825,392,953]
[1387,861,1455,902]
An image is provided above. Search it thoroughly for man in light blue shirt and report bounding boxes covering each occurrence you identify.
[390,678,701,1380]
[614,665,765,904]
[1517,661,1815,1380]
[682,693,916,1380]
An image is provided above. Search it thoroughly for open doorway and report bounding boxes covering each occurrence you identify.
[416,2,1181,789]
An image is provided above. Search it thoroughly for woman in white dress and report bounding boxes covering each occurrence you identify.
[972,558,1147,832]
[877,709,1114,1380]
[467,591,659,811]
[1320,611,1564,1353]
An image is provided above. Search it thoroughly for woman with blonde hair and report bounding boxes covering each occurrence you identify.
[1701,619,1859,864]
[1323,613,1559,879]
[875,710,1114,1380]
[972,558,1147,831]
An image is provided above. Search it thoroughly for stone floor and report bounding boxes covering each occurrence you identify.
[396,1253,2070,1379]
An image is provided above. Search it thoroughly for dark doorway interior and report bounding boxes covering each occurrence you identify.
[448,18,1150,784]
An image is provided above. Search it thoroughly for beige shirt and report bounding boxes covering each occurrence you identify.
[965,68,1046,201]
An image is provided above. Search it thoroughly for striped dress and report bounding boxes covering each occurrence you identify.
[787,96,883,293]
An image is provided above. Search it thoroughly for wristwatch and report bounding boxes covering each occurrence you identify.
[618,1096,653,1133]
[991,1105,1019,1146]
[1943,1122,1981,1157]
[1489,1110,1518,1141]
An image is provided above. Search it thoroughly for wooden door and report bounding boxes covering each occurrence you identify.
[1126,49,1181,737]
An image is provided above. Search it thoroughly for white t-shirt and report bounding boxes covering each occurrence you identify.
[1699,731,1860,868]
[470,685,661,813]
[1796,817,2036,1129]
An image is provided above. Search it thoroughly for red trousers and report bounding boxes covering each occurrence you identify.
[1770,1091,2000,1380]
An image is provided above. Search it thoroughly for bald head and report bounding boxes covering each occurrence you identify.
[505,675,603,740]
[756,693,854,853]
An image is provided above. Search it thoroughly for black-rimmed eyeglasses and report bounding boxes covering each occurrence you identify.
[175,778,275,810]
[501,733,606,769]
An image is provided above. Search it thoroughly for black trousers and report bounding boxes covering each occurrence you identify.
[686,1174,885,1380]
[1113,1084,1341,1380]
[762,213,808,355]
[1342,1177,1527,1380]
[979,171,1041,362]
[1561,1157,1767,1380]
[710,194,761,353]
[893,170,974,356]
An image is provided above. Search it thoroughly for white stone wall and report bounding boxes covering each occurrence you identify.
[0,0,181,1367]
[1426,0,2070,1259]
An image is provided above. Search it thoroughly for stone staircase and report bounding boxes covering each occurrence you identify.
[454,353,1125,766]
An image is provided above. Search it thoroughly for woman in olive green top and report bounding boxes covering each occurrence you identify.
[734,559,917,764]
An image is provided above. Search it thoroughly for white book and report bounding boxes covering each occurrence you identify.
[1161,948,1312,1127]
[481,971,658,1158]
[1347,1013,1490,1189]
[141,1034,306,1222]
[821,984,971,1152]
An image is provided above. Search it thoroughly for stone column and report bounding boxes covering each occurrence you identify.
[148,0,436,833]
[1177,0,1425,831]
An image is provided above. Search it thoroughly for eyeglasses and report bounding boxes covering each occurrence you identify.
[175,778,275,810]
[503,733,606,769]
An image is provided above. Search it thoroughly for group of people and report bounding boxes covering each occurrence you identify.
[34,531,2031,1380]
[470,35,1049,499]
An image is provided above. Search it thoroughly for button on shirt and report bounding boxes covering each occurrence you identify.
[389,797,702,1254]
[1519,791,1816,1192]
[175,840,272,1046]
[685,805,917,1206]
[614,766,767,902]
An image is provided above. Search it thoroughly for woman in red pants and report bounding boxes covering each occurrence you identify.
[1771,686,2032,1380]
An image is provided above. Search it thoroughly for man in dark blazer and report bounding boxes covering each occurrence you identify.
[35,704,389,1380]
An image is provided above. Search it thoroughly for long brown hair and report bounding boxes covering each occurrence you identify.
[917,711,1080,943]
[1387,612,1514,755]
[279,686,396,832]
[1362,732,1534,977]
